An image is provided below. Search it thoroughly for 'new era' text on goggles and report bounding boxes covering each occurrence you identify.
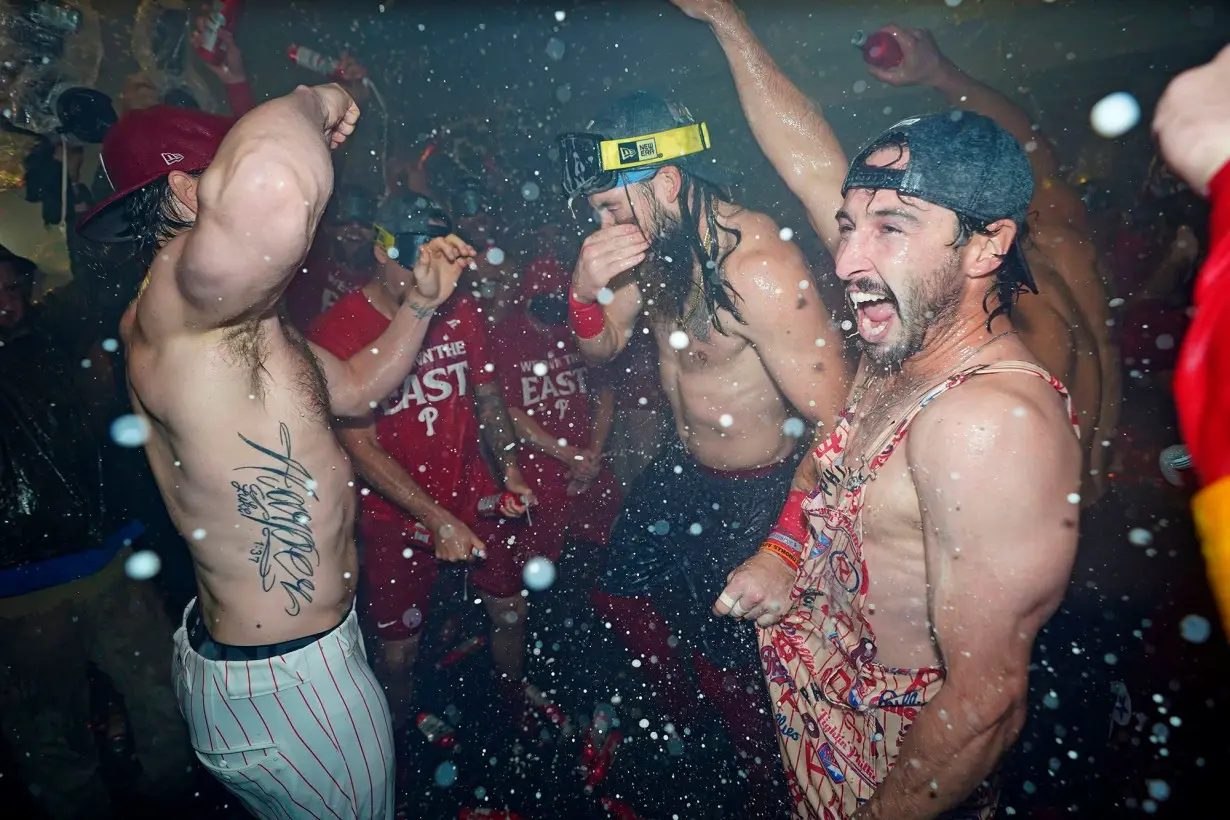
[558,122,711,198]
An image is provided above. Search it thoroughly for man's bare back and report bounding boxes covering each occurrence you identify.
[122,251,357,645]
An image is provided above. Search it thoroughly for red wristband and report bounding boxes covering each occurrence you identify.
[569,292,606,340]
[1195,160,1230,305]
[764,489,808,561]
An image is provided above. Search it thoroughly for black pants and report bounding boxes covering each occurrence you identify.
[596,438,801,668]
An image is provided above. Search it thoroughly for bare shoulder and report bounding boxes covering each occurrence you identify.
[906,367,1081,487]
[719,206,812,311]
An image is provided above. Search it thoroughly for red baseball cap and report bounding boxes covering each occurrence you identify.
[77,105,234,243]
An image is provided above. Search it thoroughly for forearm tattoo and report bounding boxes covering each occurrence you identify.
[474,383,519,473]
[232,422,319,616]
[404,299,436,320]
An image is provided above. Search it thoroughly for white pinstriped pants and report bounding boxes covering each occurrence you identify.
[172,600,395,820]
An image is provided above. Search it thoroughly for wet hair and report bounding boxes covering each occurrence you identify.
[633,167,745,334]
[121,171,201,264]
[950,213,1034,330]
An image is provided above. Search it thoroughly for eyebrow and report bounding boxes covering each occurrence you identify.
[834,207,922,224]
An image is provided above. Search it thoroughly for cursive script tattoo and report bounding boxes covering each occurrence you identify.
[232,422,320,616]
[404,299,436,320]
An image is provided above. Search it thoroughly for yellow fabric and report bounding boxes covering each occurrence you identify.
[1192,476,1230,638]
[599,123,711,172]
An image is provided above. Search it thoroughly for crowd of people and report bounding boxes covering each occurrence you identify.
[2,1,1228,819]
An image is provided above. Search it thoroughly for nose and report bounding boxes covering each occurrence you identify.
[833,230,872,284]
[597,210,617,229]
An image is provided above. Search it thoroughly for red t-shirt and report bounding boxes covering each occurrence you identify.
[308,290,496,522]
[284,242,372,331]
[494,314,598,489]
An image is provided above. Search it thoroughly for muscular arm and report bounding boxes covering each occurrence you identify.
[573,277,643,365]
[474,381,521,476]
[308,298,435,418]
[857,380,1080,820]
[692,3,847,253]
[172,85,340,328]
[334,417,450,527]
[733,238,849,431]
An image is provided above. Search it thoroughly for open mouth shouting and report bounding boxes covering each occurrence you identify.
[849,289,897,344]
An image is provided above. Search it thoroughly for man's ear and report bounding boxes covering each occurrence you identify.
[166,170,200,217]
[964,219,1018,280]
[654,165,683,204]
[373,243,390,265]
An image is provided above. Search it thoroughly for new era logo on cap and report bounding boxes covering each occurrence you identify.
[161,152,185,166]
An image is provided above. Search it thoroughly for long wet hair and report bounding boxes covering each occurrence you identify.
[634,167,745,335]
[120,171,202,266]
[949,213,1035,330]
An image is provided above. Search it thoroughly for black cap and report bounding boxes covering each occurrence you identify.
[375,190,450,236]
[842,111,1036,291]
[589,91,736,189]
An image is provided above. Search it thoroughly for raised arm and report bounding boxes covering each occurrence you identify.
[669,0,847,254]
[569,224,648,364]
[172,84,359,329]
[858,378,1081,820]
[309,235,473,417]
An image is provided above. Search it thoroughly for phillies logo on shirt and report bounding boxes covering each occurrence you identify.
[380,340,472,426]
[518,352,589,407]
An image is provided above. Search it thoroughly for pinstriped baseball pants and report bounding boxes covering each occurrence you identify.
[172,600,395,820]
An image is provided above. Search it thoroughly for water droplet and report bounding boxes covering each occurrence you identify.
[783,417,806,438]
[124,550,162,581]
[779,227,794,241]
[945,0,963,7]
[1128,528,1154,547]
[555,10,566,22]
[1066,492,1081,504]
[101,338,119,353]
[1090,92,1141,139]
[403,607,423,630]
[434,761,457,787]
[840,319,853,331]
[1180,614,1211,643]
[1155,334,1175,351]
[532,361,549,377]
[1042,690,1060,709]
[192,528,207,541]
[1104,652,1118,665]
[852,80,868,94]
[1146,779,1170,801]
[546,37,566,61]
[387,246,400,260]
[688,523,703,536]
[110,415,151,448]
[555,84,572,104]
[814,337,827,347]
[596,287,615,306]
[668,330,690,350]
[485,247,506,266]
[651,520,671,536]
[719,413,734,428]
[638,718,650,729]
[523,557,557,591]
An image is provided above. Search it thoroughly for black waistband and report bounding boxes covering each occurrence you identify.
[187,600,343,663]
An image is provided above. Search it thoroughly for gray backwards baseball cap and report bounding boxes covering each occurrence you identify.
[842,111,1037,293]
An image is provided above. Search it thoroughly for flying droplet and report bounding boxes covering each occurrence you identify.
[124,550,162,581]
[555,10,566,22]
[1128,528,1153,547]
[719,413,734,428]
[403,607,423,630]
[388,246,400,260]
[1155,334,1175,351]
[1090,92,1141,139]
[110,415,151,448]
[485,247,506,266]
[668,330,690,350]
[651,520,671,536]
[779,227,794,241]
[1146,780,1170,802]
[596,287,615,306]
[532,361,549,377]
[434,761,457,788]
[521,181,541,201]
[555,84,572,104]
[523,556,557,591]
[101,338,119,353]
[688,523,702,536]
[546,37,566,61]
[840,319,853,331]
[1180,614,1211,644]
[852,80,868,94]
[783,417,806,438]
[1066,492,1081,505]
[192,528,207,541]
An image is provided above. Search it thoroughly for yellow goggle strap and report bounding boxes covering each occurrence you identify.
[599,122,711,173]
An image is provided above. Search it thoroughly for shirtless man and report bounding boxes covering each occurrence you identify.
[668,3,1082,816]
[860,25,1120,505]
[559,91,847,808]
[75,87,474,820]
